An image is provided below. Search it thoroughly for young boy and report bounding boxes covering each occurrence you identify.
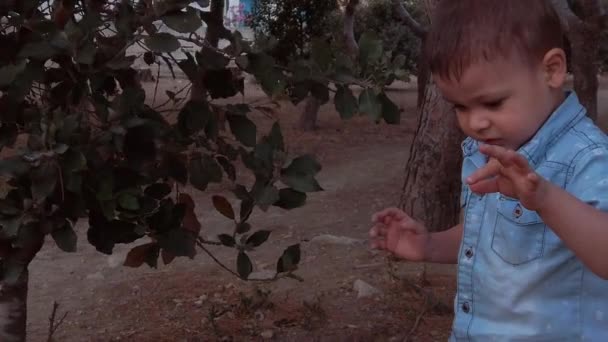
[369,1,608,340]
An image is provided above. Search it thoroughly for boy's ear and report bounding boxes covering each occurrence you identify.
[542,48,567,88]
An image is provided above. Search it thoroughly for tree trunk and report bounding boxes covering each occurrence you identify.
[0,270,30,342]
[568,22,600,121]
[399,80,464,231]
[299,96,321,131]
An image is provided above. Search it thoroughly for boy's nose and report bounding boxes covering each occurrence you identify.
[469,115,491,132]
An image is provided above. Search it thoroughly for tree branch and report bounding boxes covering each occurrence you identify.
[550,0,584,32]
[392,0,426,38]
[343,0,360,57]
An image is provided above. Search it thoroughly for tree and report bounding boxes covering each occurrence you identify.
[0,1,325,340]
[396,0,606,231]
[552,0,606,120]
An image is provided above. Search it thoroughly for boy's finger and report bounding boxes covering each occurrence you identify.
[369,224,388,238]
[399,221,426,235]
[466,159,501,185]
[372,207,408,222]
[469,177,499,194]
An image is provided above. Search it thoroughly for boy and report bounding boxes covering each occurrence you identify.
[369,1,608,340]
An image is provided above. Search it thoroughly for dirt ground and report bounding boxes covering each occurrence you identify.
[23,75,608,342]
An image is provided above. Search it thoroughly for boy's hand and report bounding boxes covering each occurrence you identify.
[467,144,550,211]
[369,208,430,262]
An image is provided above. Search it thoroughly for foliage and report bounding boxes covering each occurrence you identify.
[249,0,340,63]
[354,0,425,75]
[0,0,324,285]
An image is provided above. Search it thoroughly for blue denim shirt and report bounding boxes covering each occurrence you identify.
[450,92,608,341]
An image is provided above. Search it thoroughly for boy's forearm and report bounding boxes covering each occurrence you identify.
[425,223,463,264]
[538,183,608,279]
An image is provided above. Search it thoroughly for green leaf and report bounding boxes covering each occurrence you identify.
[157,229,196,258]
[118,193,140,211]
[237,251,253,279]
[18,41,55,60]
[255,186,280,207]
[145,183,172,200]
[284,155,321,176]
[177,100,211,136]
[334,86,358,119]
[311,38,333,71]
[61,149,87,172]
[204,69,241,99]
[216,156,236,181]
[51,221,77,253]
[227,114,257,147]
[276,244,301,273]
[0,158,29,176]
[197,47,230,70]
[167,155,188,185]
[0,216,23,239]
[358,32,383,65]
[246,230,271,247]
[280,174,323,193]
[212,195,235,220]
[162,7,202,33]
[144,33,180,53]
[189,155,223,191]
[217,234,236,247]
[236,222,251,234]
[359,89,382,120]
[268,122,284,151]
[31,160,58,202]
[379,93,401,124]
[124,243,160,268]
[76,42,97,65]
[2,259,25,286]
[274,189,307,210]
[0,123,18,150]
[0,60,27,87]
[239,198,254,222]
[310,82,329,104]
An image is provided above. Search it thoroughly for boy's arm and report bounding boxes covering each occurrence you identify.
[425,222,463,264]
[537,184,608,279]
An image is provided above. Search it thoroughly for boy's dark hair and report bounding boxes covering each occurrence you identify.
[425,0,564,81]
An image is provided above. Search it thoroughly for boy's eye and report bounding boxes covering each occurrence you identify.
[483,99,505,110]
[453,104,466,112]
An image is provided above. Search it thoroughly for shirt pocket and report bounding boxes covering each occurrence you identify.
[491,197,546,265]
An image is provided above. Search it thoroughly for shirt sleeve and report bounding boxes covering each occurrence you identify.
[566,146,608,212]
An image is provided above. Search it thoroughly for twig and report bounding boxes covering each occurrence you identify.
[404,295,429,342]
[47,301,68,342]
[152,62,161,105]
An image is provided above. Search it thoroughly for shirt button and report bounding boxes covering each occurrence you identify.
[465,248,474,259]
[462,302,471,313]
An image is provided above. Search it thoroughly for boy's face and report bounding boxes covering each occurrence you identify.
[435,54,562,151]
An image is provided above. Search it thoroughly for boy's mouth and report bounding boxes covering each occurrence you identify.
[481,138,502,146]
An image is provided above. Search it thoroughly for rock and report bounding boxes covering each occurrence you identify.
[353,279,383,299]
[260,330,274,339]
[311,234,364,246]
[86,272,104,280]
[194,300,203,307]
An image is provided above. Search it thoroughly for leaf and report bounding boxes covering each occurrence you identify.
[268,122,284,151]
[144,33,180,53]
[311,38,333,71]
[145,183,172,200]
[274,189,307,210]
[358,32,383,65]
[197,47,230,70]
[157,228,196,258]
[310,83,330,105]
[0,123,18,150]
[212,195,235,220]
[247,230,271,247]
[51,221,77,252]
[76,42,97,65]
[334,86,358,120]
[162,7,202,33]
[177,52,199,82]
[189,155,223,191]
[237,251,253,279]
[227,114,257,147]
[379,93,401,124]
[161,249,176,265]
[144,51,156,65]
[124,243,160,268]
[216,156,236,181]
[283,155,322,176]
[204,69,240,99]
[167,154,188,185]
[255,186,279,207]
[0,60,26,87]
[236,222,251,234]
[0,158,29,176]
[31,160,58,202]
[218,234,236,247]
[18,41,55,60]
[280,174,323,193]
[87,216,142,255]
[276,244,301,273]
[177,100,211,136]
[2,259,25,286]
[359,89,382,120]
[118,193,140,211]
[178,193,201,234]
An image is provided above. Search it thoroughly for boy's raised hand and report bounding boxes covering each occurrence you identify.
[369,208,430,262]
[467,144,550,211]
